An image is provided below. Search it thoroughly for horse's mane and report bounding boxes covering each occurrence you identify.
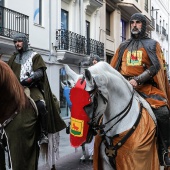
[0,60,26,111]
[88,61,133,91]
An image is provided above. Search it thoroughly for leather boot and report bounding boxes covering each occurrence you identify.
[39,110,49,145]
[36,100,49,145]
[153,106,170,166]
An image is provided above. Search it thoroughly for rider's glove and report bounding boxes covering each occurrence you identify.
[20,76,34,87]
[20,68,44,87]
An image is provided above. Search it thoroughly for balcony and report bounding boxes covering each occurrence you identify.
[160,26,166,40]
[85,0,103,14]
[162,27,166,36]
[0,6,29,39]
[0,6,29,56]
[117,2,141,16]
[55,29,104,65]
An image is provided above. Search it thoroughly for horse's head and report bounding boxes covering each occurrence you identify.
[0,60,27,123]
[64,63,109,142]
[83,69,109,120]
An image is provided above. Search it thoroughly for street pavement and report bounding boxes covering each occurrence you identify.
[5,118,93,170]
[56,149,93,170]
[56,118,93,170]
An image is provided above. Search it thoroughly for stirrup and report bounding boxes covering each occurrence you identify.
[163,151,170,167]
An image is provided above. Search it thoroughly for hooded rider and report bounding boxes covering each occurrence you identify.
[110,13,170,166]
[92,54,101,65]
[8,33,66,145]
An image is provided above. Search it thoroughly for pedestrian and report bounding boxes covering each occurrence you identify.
[91,54,100,65]
[8,33,66,145]
[110,13,170,166]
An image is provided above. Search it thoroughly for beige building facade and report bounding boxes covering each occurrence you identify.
[0,0,169,118]
[100,0,170,76]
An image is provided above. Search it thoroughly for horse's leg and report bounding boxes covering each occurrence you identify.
[0,147,5,170]
[87,137,95,161]
[80,143,86,162]
[0,136,6,170]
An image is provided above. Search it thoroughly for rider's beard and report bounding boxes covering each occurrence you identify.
[131,28,142,35]
[15,45,23,53]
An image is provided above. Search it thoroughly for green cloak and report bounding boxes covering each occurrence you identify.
[8,51,66,133]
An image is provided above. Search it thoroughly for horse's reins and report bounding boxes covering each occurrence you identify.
[0,111,18,148]
[103,101,143,169]
[101,91,135,135]
[87,82,143,170]
[0,111,18,169]
[89,86,135,136]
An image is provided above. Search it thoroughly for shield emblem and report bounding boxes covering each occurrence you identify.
[70,79,91,147]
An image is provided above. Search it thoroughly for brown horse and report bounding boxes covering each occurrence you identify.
[0,60,39,170]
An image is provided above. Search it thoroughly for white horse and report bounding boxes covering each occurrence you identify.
[64,61,161,170]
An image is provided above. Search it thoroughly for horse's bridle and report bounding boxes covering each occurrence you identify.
[85,83,108,136]
[87,82,135,137]
[0,111,18,169]
[85,80,143,169]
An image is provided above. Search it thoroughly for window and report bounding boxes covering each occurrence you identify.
[86,21,90,55]
[151,7,154,17]
[34,0,42,25]
[0,0,4,6]
[106,10,110,36]
[106,54,113,64]
[145,0,148,12]
[120,19,126,42]
[61,9,68,30]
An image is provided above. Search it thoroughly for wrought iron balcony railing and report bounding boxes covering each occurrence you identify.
[0,6,29,40]
[55,29,104,58]
[162,27,166,36]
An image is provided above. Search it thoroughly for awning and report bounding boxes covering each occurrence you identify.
[117,3,141,16]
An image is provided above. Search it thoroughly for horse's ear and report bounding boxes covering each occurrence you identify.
[64,64,82,83]
[84,69,92,81]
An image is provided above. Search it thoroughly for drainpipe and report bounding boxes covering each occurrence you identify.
[79,0,83,35]
[79,0,83,73]
[49,0,52,60]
